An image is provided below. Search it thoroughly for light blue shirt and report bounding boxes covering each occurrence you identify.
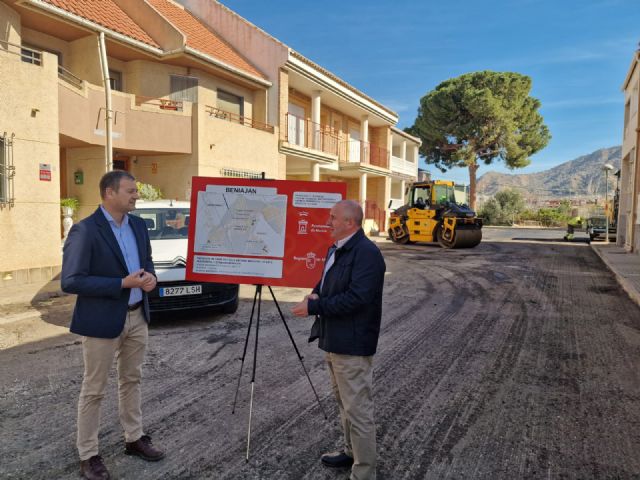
[100,206,142,305]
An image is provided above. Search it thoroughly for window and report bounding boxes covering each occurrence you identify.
[217,90,243,117]
[0,133,15,207]
[170,75,198,103]
[20,46,41,66]
[109,69,122,91]
[220,167,263,179]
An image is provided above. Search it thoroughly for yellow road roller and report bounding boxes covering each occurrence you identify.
[388,180,482,248]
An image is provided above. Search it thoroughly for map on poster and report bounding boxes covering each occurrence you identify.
[194,185,287,257]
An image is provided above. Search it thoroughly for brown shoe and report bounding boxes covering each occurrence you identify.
[125,435,165,461]
[80,455,110,480]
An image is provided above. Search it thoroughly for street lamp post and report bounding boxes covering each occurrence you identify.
[602,163,614,244]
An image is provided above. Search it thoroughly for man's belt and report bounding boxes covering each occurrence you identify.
[127,301,142,311]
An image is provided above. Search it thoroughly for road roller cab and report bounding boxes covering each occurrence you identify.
[388,180,483,248]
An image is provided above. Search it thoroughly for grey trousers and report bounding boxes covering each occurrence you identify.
[326,352,376,480]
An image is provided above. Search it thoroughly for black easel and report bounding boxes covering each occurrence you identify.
[232,284,328,461]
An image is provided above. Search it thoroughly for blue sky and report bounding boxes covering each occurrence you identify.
[222,0,638,184]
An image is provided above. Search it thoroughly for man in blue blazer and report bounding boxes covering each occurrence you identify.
[62,170,164,480]
[292,200,386,480]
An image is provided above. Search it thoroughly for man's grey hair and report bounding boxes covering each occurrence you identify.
[337,199,363,226]
[99,170,136,199]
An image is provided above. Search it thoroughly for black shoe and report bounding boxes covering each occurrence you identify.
[321,451,354,468]
[125,435,165,461]
[80,455,110,480]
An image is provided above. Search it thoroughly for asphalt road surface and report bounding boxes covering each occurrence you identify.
[2,228,640,479]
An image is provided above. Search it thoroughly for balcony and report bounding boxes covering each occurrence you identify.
[339,140,389,170]
[58,82,192,154]
[280,113,339,163]
[390,155,418,177]
[205,106,274,133]
[136,95,184,112]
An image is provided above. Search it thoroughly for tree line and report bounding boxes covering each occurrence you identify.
[478,189,576,227]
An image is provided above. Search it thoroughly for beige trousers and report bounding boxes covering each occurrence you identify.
[77,308,148,460]
[326,352,376,480]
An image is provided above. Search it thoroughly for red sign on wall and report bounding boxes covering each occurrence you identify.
[39,163,52,181]
[185,177,347,288]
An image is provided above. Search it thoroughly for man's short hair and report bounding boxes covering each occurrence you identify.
[339,200,364,226]
[99,170,136,199]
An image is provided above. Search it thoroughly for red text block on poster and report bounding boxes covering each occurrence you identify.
[185,177,347,288]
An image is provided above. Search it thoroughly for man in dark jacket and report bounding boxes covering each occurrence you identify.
[62,171,164,480]
[292,199,386,480]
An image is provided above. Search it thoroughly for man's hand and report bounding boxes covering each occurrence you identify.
[291,293,319,317]
[291,299,309,317]
[140,271,157,292]
[123,269,156,291]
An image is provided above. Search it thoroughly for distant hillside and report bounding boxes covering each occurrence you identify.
[477,146,622,199]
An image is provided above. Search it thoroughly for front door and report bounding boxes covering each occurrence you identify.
[113,154,130,171]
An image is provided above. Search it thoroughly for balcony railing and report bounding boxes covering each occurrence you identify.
[206,106,274,133]
[390,155,417,176]
[285,113,339,155]
[2,39,85,89]
[340,140,389,169]
[58,65,82,89]
[0,39,40,64]
[135,95,184,112]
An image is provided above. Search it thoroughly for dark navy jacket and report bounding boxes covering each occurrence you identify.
[61,208,155,338]
[307,229,386,356]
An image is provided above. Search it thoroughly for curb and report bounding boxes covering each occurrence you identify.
[590,244,640,308]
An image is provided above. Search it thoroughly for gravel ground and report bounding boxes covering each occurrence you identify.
[2,229,640,479]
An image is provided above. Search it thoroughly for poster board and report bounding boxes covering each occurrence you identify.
[185,177,347,288]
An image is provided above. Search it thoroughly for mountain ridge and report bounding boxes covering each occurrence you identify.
[476,146,622,199]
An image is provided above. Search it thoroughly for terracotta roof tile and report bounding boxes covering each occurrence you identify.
[147,0,264,79]
[43,0,160,48]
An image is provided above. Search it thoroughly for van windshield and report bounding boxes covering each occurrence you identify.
[131,208,190,240]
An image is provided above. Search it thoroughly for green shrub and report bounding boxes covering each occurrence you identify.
[60,197,79,211]
[136,182,162,201]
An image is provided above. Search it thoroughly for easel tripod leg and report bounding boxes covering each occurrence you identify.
[268,286,328,420]
[246,285,262,461]
[232,285,259,414]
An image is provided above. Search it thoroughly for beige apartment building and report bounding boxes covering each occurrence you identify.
[620,50,640,253]
[0,0,419,287]
[180,0,420,233]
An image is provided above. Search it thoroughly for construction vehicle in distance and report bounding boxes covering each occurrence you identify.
[586,184,619,241]
[387,179,483,248]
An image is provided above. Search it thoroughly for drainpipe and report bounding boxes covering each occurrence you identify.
[98,32,113,171]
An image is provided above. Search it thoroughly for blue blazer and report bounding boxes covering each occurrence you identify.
[307,229,386,356]
[61,207,155,338]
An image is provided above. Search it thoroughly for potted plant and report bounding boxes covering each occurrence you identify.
[60,197,79,216]
[60,197,79,242]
